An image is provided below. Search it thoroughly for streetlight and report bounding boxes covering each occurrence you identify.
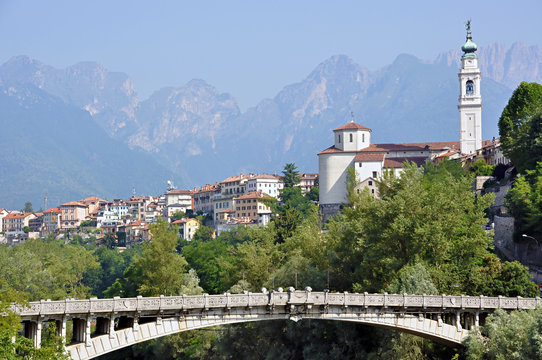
[522,234,540,246]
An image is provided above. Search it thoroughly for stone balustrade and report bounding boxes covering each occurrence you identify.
[15,289,542,318]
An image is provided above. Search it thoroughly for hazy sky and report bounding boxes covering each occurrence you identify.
[1,0,541,110]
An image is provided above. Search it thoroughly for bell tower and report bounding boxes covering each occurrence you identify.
[458,20,482,154]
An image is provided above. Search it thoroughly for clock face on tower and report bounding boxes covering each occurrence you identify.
[466,80,474,95]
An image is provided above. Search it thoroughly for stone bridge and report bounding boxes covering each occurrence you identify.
[15,288,542,360]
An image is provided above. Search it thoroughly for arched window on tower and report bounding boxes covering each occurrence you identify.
[349,133,353,142]
[466,80,474,95]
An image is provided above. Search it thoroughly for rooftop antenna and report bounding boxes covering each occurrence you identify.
[132,186,136,197]
[44,191,48,210]
[350,111,355,123]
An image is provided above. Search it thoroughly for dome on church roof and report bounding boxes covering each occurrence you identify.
[333,122,372,132]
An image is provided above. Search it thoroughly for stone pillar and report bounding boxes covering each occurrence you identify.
[109,316,116,339]
[85,317,92,346]
[35,320,42,348]
[56,318,67,339]
[72,318,89,343]
[23,321,40,347]
[475,312,480,327]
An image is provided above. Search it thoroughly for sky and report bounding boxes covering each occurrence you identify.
[1,0,541,110]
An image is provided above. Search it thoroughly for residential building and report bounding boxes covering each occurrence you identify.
[28,212,44,233]
[125,220,149,245]
[213,174,252,223]
[42,207,62,235]
[80,196,107,217]
[297,173,318,194]
[0,208,8,232]
[193,183,221,224]
[60,201,88,229]
[172,218,200,241]
[165,190,193,221]
[4,212,36,237]
[246,174,283,197]
[234,191,273,226]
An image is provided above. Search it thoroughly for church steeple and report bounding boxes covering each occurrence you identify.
[458,20,482,154]
[461,20,478,59]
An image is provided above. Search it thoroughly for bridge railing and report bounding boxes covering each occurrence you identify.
[14,290,542,318]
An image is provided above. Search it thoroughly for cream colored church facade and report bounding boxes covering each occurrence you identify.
[318,23,489,220]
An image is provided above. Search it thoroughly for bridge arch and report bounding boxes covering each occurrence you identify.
[16,289,541,360]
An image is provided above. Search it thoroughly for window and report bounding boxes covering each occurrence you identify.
[372,171,377,178]
[338,135,341,143]
[362,134,365,142]
[371,189,375,194]
[368,181,373,186]
[358,163,362,167]
[466,80,474,95]
[349,133,353,142]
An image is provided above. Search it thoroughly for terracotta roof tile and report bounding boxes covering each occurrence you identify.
[383,157,427,168]
[234,191,273,201]
[61,201,87,207]
[354,153,385,162]
[333,122,372,132]
[166,190,192,195]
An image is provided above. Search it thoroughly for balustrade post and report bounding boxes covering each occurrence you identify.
[383,292,387,309]
[475,312,479,327]
[437,314,443,327]
[422,294,426,310]
[455,312,462,332]
[85,317,92,347]
[204,294,209,311]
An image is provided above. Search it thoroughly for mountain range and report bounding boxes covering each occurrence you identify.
[1,43,541,209]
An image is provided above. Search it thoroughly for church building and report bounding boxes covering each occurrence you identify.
[318,22,489,220]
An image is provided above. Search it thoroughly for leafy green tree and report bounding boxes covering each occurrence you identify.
[498,81,542,172]
[506,162,542,240]
[131,219,190,296]
[192,225,214,243]
[469,158,495,176]
[23,226,30,233]
[281,163,301,188]
[170,210,185,222]
[465,308,542,360]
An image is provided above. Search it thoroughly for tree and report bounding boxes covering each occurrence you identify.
[468,159,495,176]
[22,201,33,213]
[506,161,542,241]
[465,308,542,360]
[170,210,185,222]
[281,163,301,188]
[498,81,542,172]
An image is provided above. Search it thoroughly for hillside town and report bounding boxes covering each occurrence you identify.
[0,24,514,248]
[0,172,318,245]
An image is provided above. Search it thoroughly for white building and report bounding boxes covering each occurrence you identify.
[246,174,283,197]
[164,190,193,221]
[458,21,482,155]
[318,23,487,221]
